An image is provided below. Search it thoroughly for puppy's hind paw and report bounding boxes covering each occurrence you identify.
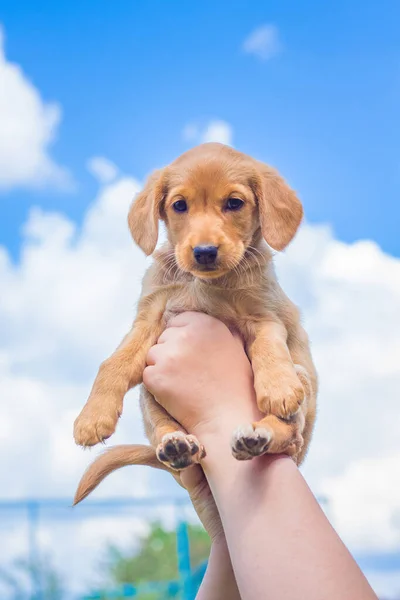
[156,432,205,471]
[231,424,272,461]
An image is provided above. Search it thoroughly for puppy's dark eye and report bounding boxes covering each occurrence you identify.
[226,197,244,211]
[172,199,188,212]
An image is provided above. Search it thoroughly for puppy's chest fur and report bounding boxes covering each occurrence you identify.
[142,250,293,338]
[164,279,264,323]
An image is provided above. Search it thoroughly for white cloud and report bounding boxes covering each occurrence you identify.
[275,224,400,558]
[202,120,233,145]
[0,173,150,498]
[3,12,396,596]
[1,162,400,595]
[364,570,400,600]
[0,25,71,191]
[0,171,176,594]
[87,156,119,184]
[242,24,282,61]
[321,453,400,552]
[182,119,233,146]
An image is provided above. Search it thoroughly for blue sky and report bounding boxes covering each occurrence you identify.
[1,3,400,596]
[1,0,399,258]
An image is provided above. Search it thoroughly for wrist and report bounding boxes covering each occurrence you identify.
[201,430,290,503]
[193,415,262,474]
[191,394,262,445]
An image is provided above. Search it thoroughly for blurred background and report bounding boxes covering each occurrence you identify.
[0,0,399,598]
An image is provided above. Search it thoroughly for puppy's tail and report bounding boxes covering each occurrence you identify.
[73,444,167,505]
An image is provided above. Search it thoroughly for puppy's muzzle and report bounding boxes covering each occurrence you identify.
[193,245,218,266]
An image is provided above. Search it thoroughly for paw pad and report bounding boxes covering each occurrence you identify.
[231,424,272,461]
[157,432,205,470]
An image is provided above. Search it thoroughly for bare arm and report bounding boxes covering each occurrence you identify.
[145,312,377,600]
[196,537,240,600]
[178,466,241,600]
[202,431,377,600]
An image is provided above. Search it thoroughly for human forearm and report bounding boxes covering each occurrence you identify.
[200,424,377,600]
[177,465,240,599]
[144,314,377,600]
[196,536,241,600]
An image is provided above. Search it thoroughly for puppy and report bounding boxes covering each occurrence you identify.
[73,143,317,504]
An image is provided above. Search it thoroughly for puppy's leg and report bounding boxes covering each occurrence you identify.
[232,414,304,461]
[231,319,305,462]
[74,298,166,447]
[233,317,317,463]
[247,320,305,419]
[286,325,318,465]
[140,387,206,471]
[232,365,309,462]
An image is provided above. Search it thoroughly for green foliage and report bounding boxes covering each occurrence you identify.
[0,522,209,600]
[103,521,210,585]
[92,521,210,599]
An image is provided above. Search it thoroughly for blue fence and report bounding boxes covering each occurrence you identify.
[0,496,204,600]
[0,494,393,599]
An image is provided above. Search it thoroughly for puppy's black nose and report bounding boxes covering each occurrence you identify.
[193,245,218,266]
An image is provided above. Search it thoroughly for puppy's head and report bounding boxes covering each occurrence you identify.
[128,143,303,279]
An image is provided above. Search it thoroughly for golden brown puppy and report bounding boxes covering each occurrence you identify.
[73,143,317,504]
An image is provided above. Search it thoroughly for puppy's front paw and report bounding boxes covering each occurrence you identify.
[231,424,272,460]
[74,405,120,447]
[156,432,205,471]
[257,372,304,419]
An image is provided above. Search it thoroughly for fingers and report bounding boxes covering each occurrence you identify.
[156,328,175,344]
[156,316,198,343]
[142,364,155,388]
[166,311,220,329]
[145,344,164,366]
[148,313,246,370]
[166,311,202,327]
[157,311,224,344]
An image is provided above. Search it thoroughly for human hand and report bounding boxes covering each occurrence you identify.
[143,312,261,441]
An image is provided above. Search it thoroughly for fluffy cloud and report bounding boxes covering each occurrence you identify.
[242,24,282,61]
[276,225,400,555]
[1,165,400,594]
[0,172,172,595]
[183,119,233,146]
[322,453,400,552]
[0,26,70,191]
[2,16,396,596]
[87,156,119,184]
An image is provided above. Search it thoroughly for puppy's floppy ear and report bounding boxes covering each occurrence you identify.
[253,162,303,251]
[128,168,167,255]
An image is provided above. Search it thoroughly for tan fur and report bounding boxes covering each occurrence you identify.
[74,143,317,504]
[73,444,170,505]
